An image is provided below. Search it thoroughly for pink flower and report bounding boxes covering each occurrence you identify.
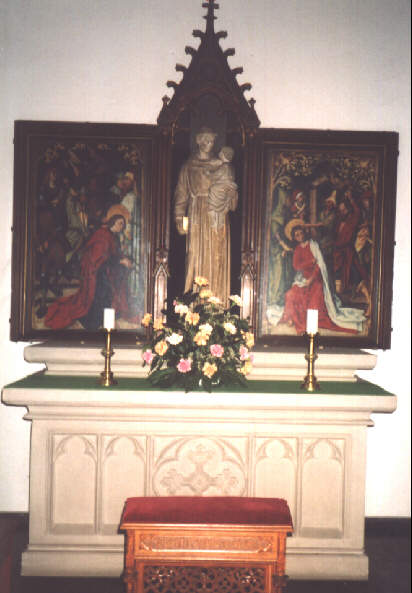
[239,345,249,361]
[177,358,192,373]
[210,344,224,358]
[142,349,154,364]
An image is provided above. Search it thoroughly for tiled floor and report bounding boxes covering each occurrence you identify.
[7,517,411,593]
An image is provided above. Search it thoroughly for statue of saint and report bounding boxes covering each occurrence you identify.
[174,128,238,304]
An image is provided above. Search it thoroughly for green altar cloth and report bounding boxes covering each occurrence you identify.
[5,372,392,396]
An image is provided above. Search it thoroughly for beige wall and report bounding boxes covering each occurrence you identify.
[0,0,410,516]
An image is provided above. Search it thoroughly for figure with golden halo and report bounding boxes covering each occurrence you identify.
[277,219,365,335]
[45,214,133,330]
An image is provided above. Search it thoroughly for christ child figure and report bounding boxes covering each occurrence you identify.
[207,146,238,230]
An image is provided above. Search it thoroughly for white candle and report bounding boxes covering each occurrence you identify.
[306,309,318,334]
[103,308,115,330]
[182,216,189,232]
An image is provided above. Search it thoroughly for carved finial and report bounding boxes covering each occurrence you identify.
[175,64,187,73]
[192,29,205,39]
[240,82,252,93]
[167,81,178,90]
[232,67,243,76]
[202,0,219,35]
[249,98,256,110]
[185,45,197,56]
[162,95,170,108]
[223,48,235,58]
[215,30,227,40]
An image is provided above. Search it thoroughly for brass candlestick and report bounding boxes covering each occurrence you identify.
[301,332,320,391]
[99,329,117,386]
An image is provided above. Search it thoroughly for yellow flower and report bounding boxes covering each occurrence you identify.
[142,313,152,327]
[199,288,212,299]
[194,331,210,346]
[239,360,253,376]
[153,318,164,331]
[203,362,218,378]
[194,276,209,287]
[244,331,255,348]
[185,311,200,325]
[154,340,168,356]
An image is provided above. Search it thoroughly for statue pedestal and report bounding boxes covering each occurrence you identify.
[2,374,396,581]
[24,342,377,382]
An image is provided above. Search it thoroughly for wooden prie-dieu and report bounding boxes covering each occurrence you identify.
[120,496,293,593]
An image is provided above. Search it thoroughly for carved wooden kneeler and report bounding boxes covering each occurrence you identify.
[120,496,293,593]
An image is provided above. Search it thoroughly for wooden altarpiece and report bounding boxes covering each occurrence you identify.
[10,0,398,348]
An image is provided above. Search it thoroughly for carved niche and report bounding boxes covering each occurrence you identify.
[153,0,260,320]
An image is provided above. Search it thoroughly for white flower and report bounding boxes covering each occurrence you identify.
[199,323,213,335]
[174,303,189,316]
[166,333,184,345]
[224,322,237,335]
[208,296,221,305]
[229,295,242,307]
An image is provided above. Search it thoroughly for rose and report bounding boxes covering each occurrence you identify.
[239,360,253,376]
[229,294,242,307]
[185,311,200,325]
[174,302,189,316]
[142,349,154,364]
[199,288,212,299]
[194,331,209,346]
[142,313,152,327]
[199,323,213,335]
[177,358,192,373]
[243,331,255,348]
[223,322,237,335]
[210,344,224,358]
[202,362,218,378]
[153,318,164,331]
[239,345,249,361]
[154,340,168,356]
[166,333,184,345]
[208,296,221,305]
[194,276,209,286]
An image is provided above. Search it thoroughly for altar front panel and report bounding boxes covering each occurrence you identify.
[2,377,396,580]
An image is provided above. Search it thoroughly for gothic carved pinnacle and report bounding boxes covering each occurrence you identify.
[175,64,187,73]
[240,82,252,93]
[231,67,243,76]
[223,48,235,57]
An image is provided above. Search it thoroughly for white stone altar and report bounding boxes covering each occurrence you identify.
[2,353,396,581]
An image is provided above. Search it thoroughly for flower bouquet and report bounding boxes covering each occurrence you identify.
[141,277,254,392]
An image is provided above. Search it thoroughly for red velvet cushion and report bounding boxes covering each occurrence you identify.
[121,497,292,527]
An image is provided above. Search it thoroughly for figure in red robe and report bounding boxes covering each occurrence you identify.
[333,190,370,314]
[45,215,132,330]
[279,225,363,335]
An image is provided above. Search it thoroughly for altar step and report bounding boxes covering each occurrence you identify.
[9,517,411,593]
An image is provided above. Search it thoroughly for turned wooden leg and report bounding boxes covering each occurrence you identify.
[265,563,273,593]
